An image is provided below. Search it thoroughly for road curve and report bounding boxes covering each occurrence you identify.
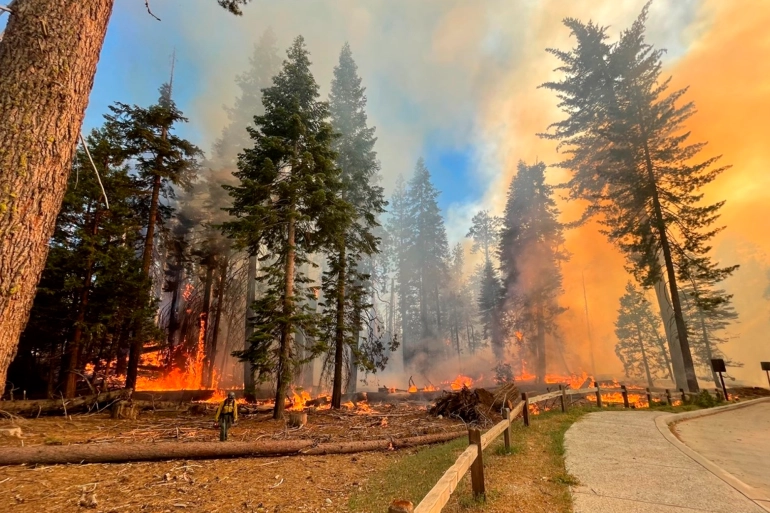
[565,410,766,513]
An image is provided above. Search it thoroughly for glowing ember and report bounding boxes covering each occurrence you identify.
[408,385,418,393]
[423,385,438,392]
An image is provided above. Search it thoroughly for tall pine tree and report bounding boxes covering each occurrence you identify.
[499,161,567,382]
[407,159,450,370]
[224,36,345,420]
[105,82,201,390]
[323,43,386,407]
[540,3,736,391]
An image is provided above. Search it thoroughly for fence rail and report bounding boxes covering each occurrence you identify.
[388,383,725,513]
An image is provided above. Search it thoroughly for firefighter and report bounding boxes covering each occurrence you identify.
[214,391,238,441]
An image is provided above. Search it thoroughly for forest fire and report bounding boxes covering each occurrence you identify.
[288,387,313,411]
[443,374,474,390]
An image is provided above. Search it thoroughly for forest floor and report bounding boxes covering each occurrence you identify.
[1,387,765,512]
[0,400,465,512]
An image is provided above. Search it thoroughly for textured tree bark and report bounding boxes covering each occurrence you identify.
[0,0,115,396]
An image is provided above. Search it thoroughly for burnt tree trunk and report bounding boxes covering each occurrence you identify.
[198,263,214,385]
[205,257,228,388]
[274,209,296,420]
[0,0,115,396]
[243,254,257,397]
[331,240,346,409]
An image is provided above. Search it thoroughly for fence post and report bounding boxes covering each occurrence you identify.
[665,389,672,406]
[559,385,567,413]
[503,408,512,451]
[521,392,530,427]
[594,382,603,408]
[621,385,629,408]
[645,387,652,407]
[468,428,485,498]
[679,388,686,403]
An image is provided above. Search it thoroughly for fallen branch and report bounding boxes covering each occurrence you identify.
[0,430,466,466]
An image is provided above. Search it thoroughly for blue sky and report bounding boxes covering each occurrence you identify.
[52,7,473,228]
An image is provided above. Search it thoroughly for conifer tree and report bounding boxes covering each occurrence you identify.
[323,43,387,407]
[614,282,671,388]
[13,127,154,397]
[224,36,345,420]
[679,256,740,387]
[104,83,201,390]
[386,175,419,368]
[407,159,450,368]
[540,3,735,391]
[478,260,503,357]
[467,210,502,265]
[499,161,567,382]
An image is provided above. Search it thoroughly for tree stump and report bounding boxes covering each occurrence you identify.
[111,401,138,420]
[287,412,307,428]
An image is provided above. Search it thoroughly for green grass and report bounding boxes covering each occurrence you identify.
[347,436,468,512]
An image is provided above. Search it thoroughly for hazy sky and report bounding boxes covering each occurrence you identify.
[4,0,768,385]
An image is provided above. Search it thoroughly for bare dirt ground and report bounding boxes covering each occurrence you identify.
[0,401,465,512]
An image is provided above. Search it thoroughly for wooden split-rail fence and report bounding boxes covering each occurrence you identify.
[388,383,726,513]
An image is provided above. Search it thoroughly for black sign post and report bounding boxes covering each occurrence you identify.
[711,358,728,401]
[761,362,770,389]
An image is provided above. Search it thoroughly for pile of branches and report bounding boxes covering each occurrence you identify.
[429,384,518,425]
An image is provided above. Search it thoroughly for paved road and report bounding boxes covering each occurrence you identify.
[564,411,766,513]
[675,402,770,496]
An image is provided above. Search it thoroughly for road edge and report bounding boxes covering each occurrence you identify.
[655,397,770,512]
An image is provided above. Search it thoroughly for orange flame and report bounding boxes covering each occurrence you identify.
[288,386,312,411]
[443,374,474,391]
[408,385,418,393]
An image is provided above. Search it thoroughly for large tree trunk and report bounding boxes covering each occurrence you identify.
[653,278,686,388]
[274,211,296,420]
[63,209,101,398]
[0,0,115,397]
[243,254,257,398]
[166,269,181,354]
[126,172,163,390]
[205,257,228,388]
[697,311,720,388]
[331,242,346,409]
[198,263,214,386]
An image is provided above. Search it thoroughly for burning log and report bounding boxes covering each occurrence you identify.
[0,430,467,466]
[429,385,518,424]
[0,389,131,417]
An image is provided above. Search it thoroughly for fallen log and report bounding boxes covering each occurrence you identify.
[0,389,131,417]
[0,430,466,466]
